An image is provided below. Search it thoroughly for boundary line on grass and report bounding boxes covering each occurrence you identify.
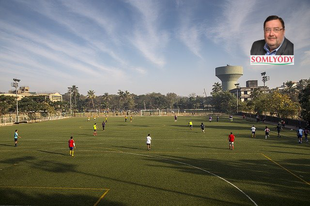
[118,151,258,206]
[0,186,110,205]
[94,189,110,206]
[261,153,310,186]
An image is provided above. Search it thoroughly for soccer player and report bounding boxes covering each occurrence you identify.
[125,115,128,122]
[228,132,235,150]
[200,123,205,133]
[209,116,212,122]
[251,125,256,138]
[68,136,76,156]
[105,116,108,123]
[264,126,270,139]
[14,129,21,147]
[174,115,177,122]
[93,123,97,136]
[229,115,233,122]
[130,116,133,122]
[146,134,152,150]
[297,127,303,144]
[102,121,105,130]
[276,123,282,137]
[189,121,193,130]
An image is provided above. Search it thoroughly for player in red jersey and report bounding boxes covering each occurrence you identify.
[68,136,76,156]
[228,132,235,150]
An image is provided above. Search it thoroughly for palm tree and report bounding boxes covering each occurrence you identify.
[118,90,125,110]
[211,82,222,95]
[123,90,134,110]
[102,93,111,109]
[87,90,96,109]
[70,85,79,108]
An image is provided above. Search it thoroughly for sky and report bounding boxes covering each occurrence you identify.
[1,0,310,97]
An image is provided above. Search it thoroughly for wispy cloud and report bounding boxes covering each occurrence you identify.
[206,0,256,55]
[179,25,203,58]
[19,0,127,67]
[285,3,310,51]
[127,0,169,67]
[177,2,203,59]
[301,51,310,66]
[0,21,124,76]
[133,67,147,75]
[61,0,117,37]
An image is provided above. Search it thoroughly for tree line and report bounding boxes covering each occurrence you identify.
[211,79,310,123]
[62,88,208,112]
[0,87,208,117]
[1,79,309,123]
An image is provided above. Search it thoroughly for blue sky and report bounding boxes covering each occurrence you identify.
[1,0,310,96]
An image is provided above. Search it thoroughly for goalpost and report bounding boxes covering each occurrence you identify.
[140,109,161,116]
[140,109,180,116]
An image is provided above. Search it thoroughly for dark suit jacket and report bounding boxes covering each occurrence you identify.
[250,38,294,55]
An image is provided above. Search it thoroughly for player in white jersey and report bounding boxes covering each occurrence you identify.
[251,125,256,138]
[146,134,152,150]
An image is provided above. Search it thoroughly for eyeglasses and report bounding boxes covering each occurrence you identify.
[264,27,283,33]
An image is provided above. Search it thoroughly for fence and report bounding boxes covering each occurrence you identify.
[0,113,69,126]
[240,112,308,128]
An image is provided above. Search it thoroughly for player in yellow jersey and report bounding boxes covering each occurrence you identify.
[93,123,97,136]
[189,121,193,130]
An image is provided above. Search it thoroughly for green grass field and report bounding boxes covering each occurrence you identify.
[0,115,309,206]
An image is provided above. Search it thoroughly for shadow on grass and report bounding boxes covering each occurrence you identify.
[0,156,35,164]
[0,188,125,206]
[113,145,140,150]
[188,145,229,150]
[131,124,150,127]
[140,154,310,206]
[38,149,66,156]
[0,157,237,205]
[0,143,13,147]
[170,124,251,132]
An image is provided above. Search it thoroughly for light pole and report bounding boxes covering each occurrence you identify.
[12,78,20,123]
[68,87,72,115]
[261,72,270,93]
[235,83,240,114]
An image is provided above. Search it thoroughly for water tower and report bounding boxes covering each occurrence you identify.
[215,65,243,91]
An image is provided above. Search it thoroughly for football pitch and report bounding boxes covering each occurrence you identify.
[0,115,309,206]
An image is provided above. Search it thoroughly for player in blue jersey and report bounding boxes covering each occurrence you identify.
[14,129,21,147]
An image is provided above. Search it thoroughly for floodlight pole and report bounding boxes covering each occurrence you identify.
[12,78,20,123]
[68,87,72,115]
[16,84,18,122]
[235,83,240,114]
[261,72,269,93]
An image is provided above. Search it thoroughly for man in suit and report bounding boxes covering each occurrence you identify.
[251,15,293,55]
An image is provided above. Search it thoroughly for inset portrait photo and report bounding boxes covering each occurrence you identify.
[251,15,294,55]
[250,15,294,65]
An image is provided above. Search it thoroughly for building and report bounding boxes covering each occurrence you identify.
[2,86,62,102]
[37,92,63,102]
[246,80,258,88]
[229,80,269,102]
